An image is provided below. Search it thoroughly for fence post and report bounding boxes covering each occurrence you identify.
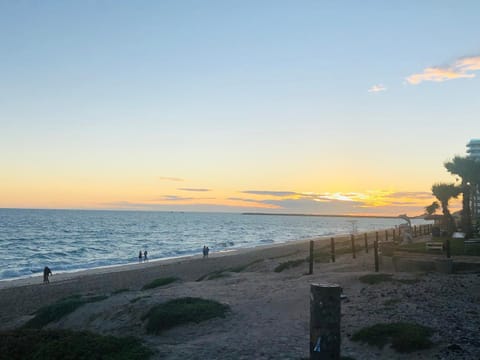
[364,233,368,253]
[385,229,388,242]
[414,225,417,237]
[330,237,335,263]
[446,239,451,259]
[310,283,341,360]
[393,228,396,242]
[351,234,356,259]
[309,240,314,275]
[374,239,379,272]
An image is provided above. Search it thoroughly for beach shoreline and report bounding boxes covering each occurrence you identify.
[1,230,479,359]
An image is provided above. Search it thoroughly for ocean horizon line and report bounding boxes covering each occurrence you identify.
[0,207,422,219]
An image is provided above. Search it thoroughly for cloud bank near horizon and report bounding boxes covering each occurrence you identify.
[99,190,439,216]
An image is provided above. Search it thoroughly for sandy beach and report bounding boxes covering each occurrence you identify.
[1,235,479,359]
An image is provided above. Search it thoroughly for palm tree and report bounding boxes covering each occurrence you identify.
[431,183,461,235]
[444,156,480,237]
[425,201,439,215]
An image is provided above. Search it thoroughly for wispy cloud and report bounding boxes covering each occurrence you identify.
[406,55,480,85]
[368,84,387,93]
[155,195,194,201]
[241,190,298,197]
[159,176,184,182]
[178,188,211,192]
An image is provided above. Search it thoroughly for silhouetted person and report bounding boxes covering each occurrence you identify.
[202,246,207,258]
[138,251,142,262]
[143,250,148,262]
[43,266,52,284]
[205,246,209,258]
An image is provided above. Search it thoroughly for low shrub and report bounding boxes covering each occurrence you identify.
[358,273,393,285]
[274,258,305,272]
[359,274,421,285]
[196,259,265,281]
[142,297,229,334]
[23,295,108,329]
[112,288,130,295]
[141,277,178,290]
[0,329,152,360]
[351,322,434,353]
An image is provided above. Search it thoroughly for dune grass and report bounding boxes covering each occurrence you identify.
[196,259,264,281]
[358,273,393,285]
[142,297,230,334]
[0,329,152,360]
[111,288,130,295]
[274,258,306,272]
[141,277,178,290]
[352,322,434,353]
[23,294,109,329]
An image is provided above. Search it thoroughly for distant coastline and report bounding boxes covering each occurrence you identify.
[242,212,405,219]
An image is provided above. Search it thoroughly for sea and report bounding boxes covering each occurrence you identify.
[0,209,431,281]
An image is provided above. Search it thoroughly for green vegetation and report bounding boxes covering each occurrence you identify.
[141,277,178,290]
[196,259,264,281]
[142,297,229,334]
[274,258,305,272]
[397,238,480,256]
[359,273,422,285]
[351,322,434,353]
[444,156,480,237]
[0,329,152,360]
[431,183,461,235]
[111,288,130,295]
[359,273,393,285]
[204,272,231,280]
[23,295,109,329]
[383,298,401,307]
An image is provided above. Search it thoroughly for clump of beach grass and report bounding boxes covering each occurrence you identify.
[383,298,401,307]
[141,277,178,290]
[359,273,422,285]
[0,329,153,359]
[142,297,230,334]
[196,259,265,281]
[274,258,306,273]
[358,273,393,285]
[351,322,434,353]
[112,288,130,295]
[23,294,108,329]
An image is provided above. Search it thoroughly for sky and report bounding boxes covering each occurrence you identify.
[1,1,479,216]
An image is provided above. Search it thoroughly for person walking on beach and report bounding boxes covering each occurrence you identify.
[138,251,142,262]
[205,246,209,258]
[202,246,207,258]
[143,250,148,262]
[43,266,52,284]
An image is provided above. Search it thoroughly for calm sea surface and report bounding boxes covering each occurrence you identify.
[0,209,430,281]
